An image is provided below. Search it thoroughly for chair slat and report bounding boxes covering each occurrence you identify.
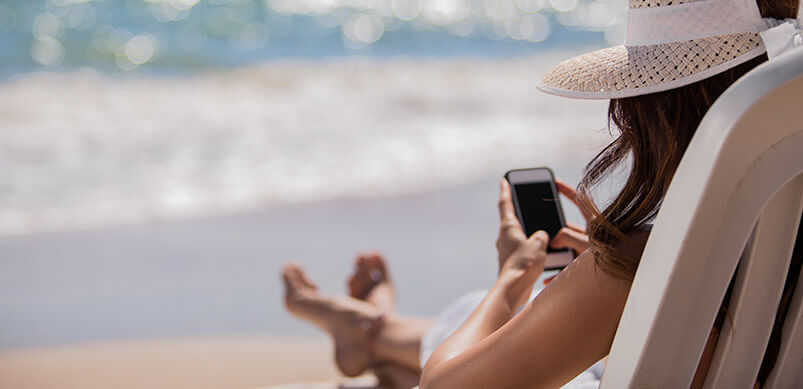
[765,245,803,388]
[601,48,803,388]
[703,175,803,388]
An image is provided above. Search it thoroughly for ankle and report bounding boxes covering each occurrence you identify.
[365,313,387,364]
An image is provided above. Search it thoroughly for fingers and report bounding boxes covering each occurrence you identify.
[555,179,578,201]
[549,227,590,254]
[556,179,595,224]
[498,179,519,225]
[529,230,549,242]
[527,230,549,250]
[566,221,586,234]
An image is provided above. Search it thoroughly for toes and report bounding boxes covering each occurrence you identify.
[282,262,317,291]
[353,253,368,272]
[366,253,390,283]
[348,251,393,304]
[348,253,372,297]
[348,274,360,297]
[351,255,368,279]
[296,268,318,289]
[371,253,390,280]
[281,263,301,287]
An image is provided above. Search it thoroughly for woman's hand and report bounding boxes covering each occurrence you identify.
[550,180,592,254]
[495,179,548,284]
[421,180,627,389]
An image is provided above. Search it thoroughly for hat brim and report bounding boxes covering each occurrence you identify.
[537,32,767,100]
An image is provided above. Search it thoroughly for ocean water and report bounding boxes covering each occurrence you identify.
[0,0,623,236]
[1,0,625,75]
[0,57,610,237]
[0,1,622,349]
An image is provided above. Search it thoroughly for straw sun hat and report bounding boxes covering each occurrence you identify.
[537,0,803,99]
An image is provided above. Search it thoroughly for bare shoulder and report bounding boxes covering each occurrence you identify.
[552,248,633,302]
[604,226,653,271]
[540,248,635,328]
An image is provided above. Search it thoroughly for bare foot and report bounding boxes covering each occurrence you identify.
[348,253,395,312]
[282,263,382,377]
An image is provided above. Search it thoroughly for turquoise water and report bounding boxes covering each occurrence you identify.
[0,0,625,76]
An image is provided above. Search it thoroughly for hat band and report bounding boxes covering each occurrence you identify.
[761,18,803,59]
[626,0,764,46]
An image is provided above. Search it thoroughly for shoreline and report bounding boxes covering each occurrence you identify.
[0,171,594,350]
[0,162,606,387]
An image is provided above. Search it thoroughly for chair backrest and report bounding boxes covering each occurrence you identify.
[600,46,803,389]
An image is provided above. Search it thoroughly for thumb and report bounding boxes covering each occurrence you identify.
[549,228,590,253]
[529,230,549,246]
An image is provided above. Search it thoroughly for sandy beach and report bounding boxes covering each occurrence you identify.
[0,335,348,388]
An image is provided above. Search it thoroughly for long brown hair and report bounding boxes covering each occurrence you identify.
[579,0,800,280]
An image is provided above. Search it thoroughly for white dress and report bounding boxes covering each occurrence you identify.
[419,281,604,389]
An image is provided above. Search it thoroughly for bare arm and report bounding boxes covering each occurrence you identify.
[420,180,633,389]
[421,251,631,388]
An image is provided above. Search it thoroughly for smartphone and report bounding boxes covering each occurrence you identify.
[504,167,575,270]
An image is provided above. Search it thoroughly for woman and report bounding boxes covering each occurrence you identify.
[282,0,801,387]
[282,181,593,388]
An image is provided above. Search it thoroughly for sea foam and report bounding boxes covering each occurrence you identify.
[0,54,610,236]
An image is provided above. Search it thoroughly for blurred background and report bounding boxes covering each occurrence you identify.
[0,0,621,387]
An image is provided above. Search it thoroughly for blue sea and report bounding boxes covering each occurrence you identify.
[0,0,625,76]
[0,0,624,236]
[0,0,620,350]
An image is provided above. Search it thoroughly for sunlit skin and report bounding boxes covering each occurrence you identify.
[419,179,636,388]
[282,178,603,387]
[283,174,728,389]
[282,176,721,388]
[282,262,379,377]
[421,179,721,388]
[282,254,434,386]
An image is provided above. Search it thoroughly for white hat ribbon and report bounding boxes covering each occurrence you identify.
[760,18,803,59]
[538,0,802,100]
[626,0,802,60]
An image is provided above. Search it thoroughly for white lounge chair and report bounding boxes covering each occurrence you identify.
[601,47,803,388]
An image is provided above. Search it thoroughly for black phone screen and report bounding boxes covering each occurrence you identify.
[512,182,564,252]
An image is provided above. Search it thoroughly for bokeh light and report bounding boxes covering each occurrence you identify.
[33,12,62,39]
[1,0,626,72]
[343,13,385,47]
[31,37,65,66]
[125,35,156,65]
[549,0,578,12]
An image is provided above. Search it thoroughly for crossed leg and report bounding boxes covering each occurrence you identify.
[282,253,434,388]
